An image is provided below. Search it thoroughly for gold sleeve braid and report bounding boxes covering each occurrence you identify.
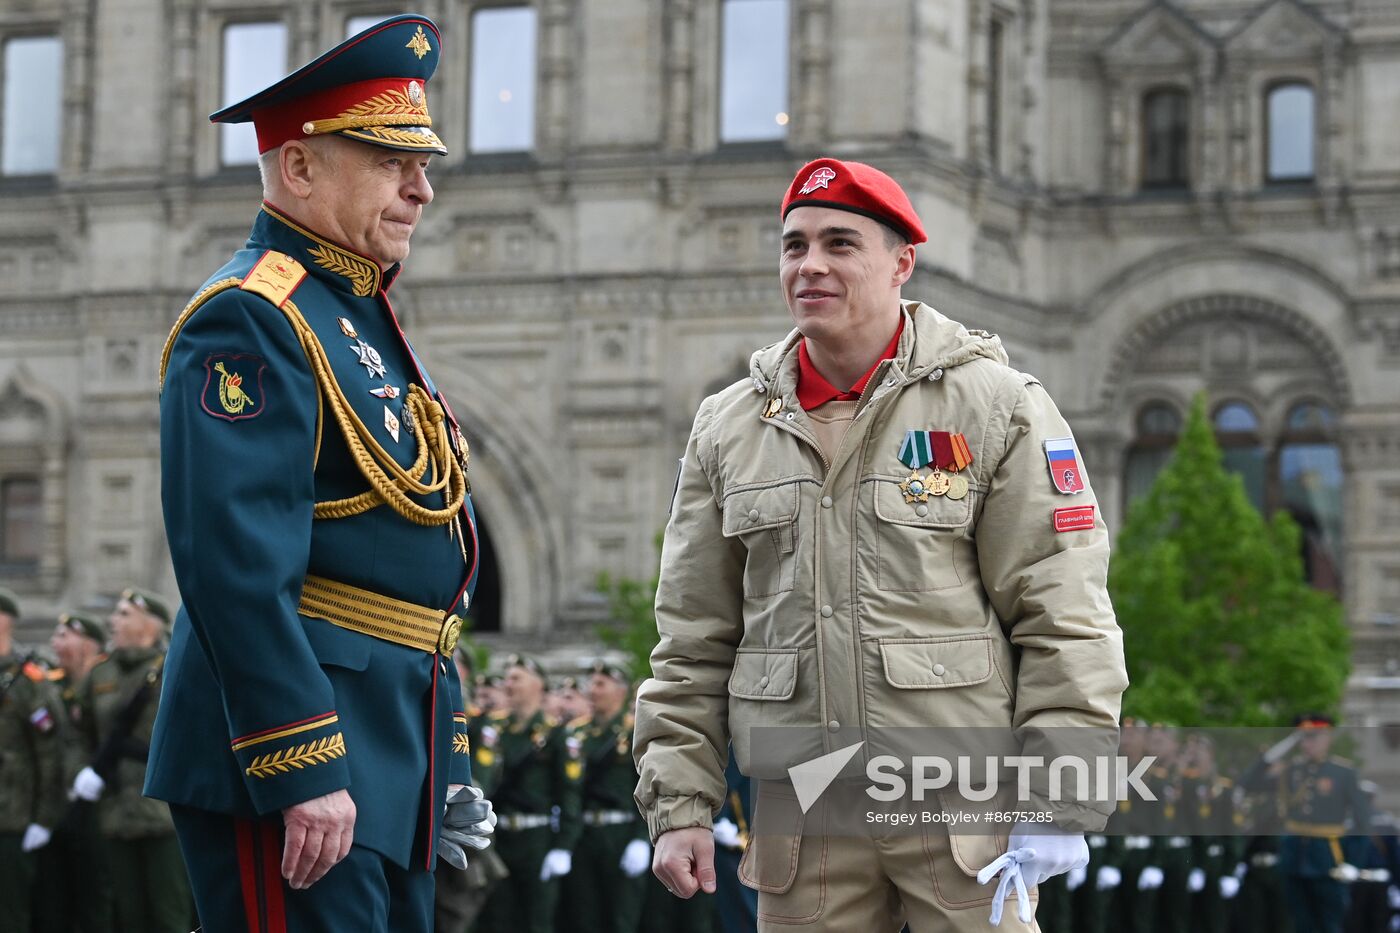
[159,287,466,528]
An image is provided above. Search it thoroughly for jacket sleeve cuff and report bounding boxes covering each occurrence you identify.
[234,715,352,814]
[449,713,473,786]
[641,794,716,844]
[1026,791,1112,833]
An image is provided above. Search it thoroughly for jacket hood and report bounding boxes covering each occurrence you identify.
[747,300,1009,392]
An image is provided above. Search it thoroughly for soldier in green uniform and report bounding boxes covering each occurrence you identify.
[0,587,66,932]
[1148,726,1194,933]
[559,661,651,933]
[475,654,583,933]
[33,609,112,933]
[1110,720,1166,933]
[1240,714,1370,933]
[71,588,192,933]
[1177,734,1244,933]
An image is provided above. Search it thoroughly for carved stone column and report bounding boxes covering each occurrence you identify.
[790,0,832,149]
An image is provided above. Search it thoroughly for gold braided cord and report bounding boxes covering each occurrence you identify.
[281,298,465,526]
[304,112,434,134]
[159,278,243,388]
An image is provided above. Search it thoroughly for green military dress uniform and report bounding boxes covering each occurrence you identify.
[81,646,192,933]
[1179,770,1244,933]
[561,710,648,933]
[1111,767,1164,933]
[475,708,582,933]
[0,652,66,932]
[1073,831,1125,933]
[1151,763,1195,933]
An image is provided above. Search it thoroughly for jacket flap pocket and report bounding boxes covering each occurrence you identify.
[299,614,373,672]
[738,782,806,894]
[880,636,992,689]
[872,478,972,529]
[722,483,799,537]
[728,649,798,701]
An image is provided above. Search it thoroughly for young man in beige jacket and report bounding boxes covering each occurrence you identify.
[633,159,1128,931]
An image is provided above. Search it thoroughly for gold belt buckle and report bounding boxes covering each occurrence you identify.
[438,614,462,655]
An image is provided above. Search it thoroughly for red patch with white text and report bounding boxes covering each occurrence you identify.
[1053,505,1096,534]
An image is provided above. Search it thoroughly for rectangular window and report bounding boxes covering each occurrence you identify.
[1267,83,1315,182]
[987,19,1003,173]
[720,0,789,143]
[1142,88,1190,189]
[470,7,537,153]
[221,22,288,167]
[2,36,63,175]
[0,476,40,567]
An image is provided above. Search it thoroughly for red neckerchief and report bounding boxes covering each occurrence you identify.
[796,318,904,411]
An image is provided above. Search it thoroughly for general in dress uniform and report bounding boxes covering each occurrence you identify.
[144,15,492,932]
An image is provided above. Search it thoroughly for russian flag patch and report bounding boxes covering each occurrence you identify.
[1043,436,1085,494]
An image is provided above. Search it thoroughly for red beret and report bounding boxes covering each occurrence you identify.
[781,158,926,245]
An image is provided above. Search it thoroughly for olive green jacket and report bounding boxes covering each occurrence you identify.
[634,301,1127,857]
[80,646,174,839]
[0,654,66,832]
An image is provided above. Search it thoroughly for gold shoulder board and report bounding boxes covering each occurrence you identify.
[241,251,308,309]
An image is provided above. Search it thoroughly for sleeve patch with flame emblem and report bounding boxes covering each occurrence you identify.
[201,352,268,422]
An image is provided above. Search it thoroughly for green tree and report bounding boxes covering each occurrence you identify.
[596,534,664,683]
[1109,394,1349,726]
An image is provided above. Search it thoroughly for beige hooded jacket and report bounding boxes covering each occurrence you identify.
[634,301,1127,851]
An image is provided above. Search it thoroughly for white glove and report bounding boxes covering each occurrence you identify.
[1138,865,1165,890]
[1234,862,1248,880]
[1219,875,1241,899]
[21,824,52,852]
[712,817,741,850]
[976,823,1089,926]
[1330,862,1360,883]
[620,839,651,878]
[540,848,573,881]
[1187,867,1205,892]
[71,766,105,802]
[1388,884,1400,910]
[1065,865,1088,891]
[1096,865,1123,890]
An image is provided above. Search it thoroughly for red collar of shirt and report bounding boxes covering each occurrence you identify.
[796,318,904,411]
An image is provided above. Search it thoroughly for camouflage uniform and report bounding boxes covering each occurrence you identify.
[0,651,65,931]
[81,646,192,932]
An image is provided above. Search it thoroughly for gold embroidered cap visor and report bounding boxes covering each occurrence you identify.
[209,14,447,157]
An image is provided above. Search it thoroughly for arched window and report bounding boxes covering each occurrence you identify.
[1142,88,1190,189]
[1213,401,1266,511]
[1124,402,1182,507]
[1276,401,1342,591]
[1266,82,1315,182]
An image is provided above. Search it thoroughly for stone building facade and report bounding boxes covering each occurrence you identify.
[0,0,1397,776]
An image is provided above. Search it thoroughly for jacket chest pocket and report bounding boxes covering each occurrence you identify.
[871,478,972,592]
[722,483,801,600]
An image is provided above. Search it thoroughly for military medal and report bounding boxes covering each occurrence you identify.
[899,472,931,503]
[370,384,400,399]
[384,405,401,442]
[338,317,358,338]
[898,429,934,469]
[452,425,471,471]
[401,401,416,437]
[927,469,952,497]
[351,339,386,378]
[946,473,969,500]
[763,398,782,419]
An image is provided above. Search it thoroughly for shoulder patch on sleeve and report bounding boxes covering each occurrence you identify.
[201,352,269,422]
[240,251,308,309]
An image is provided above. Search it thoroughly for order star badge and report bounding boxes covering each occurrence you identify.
[350,338,386,379]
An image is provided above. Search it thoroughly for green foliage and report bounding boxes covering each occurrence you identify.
[595,532,664,683]
[455,615,492,683]
[1110,394,1349,727]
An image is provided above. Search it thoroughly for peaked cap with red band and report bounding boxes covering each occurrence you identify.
[210,14,446,156]
[781,158,927,245]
